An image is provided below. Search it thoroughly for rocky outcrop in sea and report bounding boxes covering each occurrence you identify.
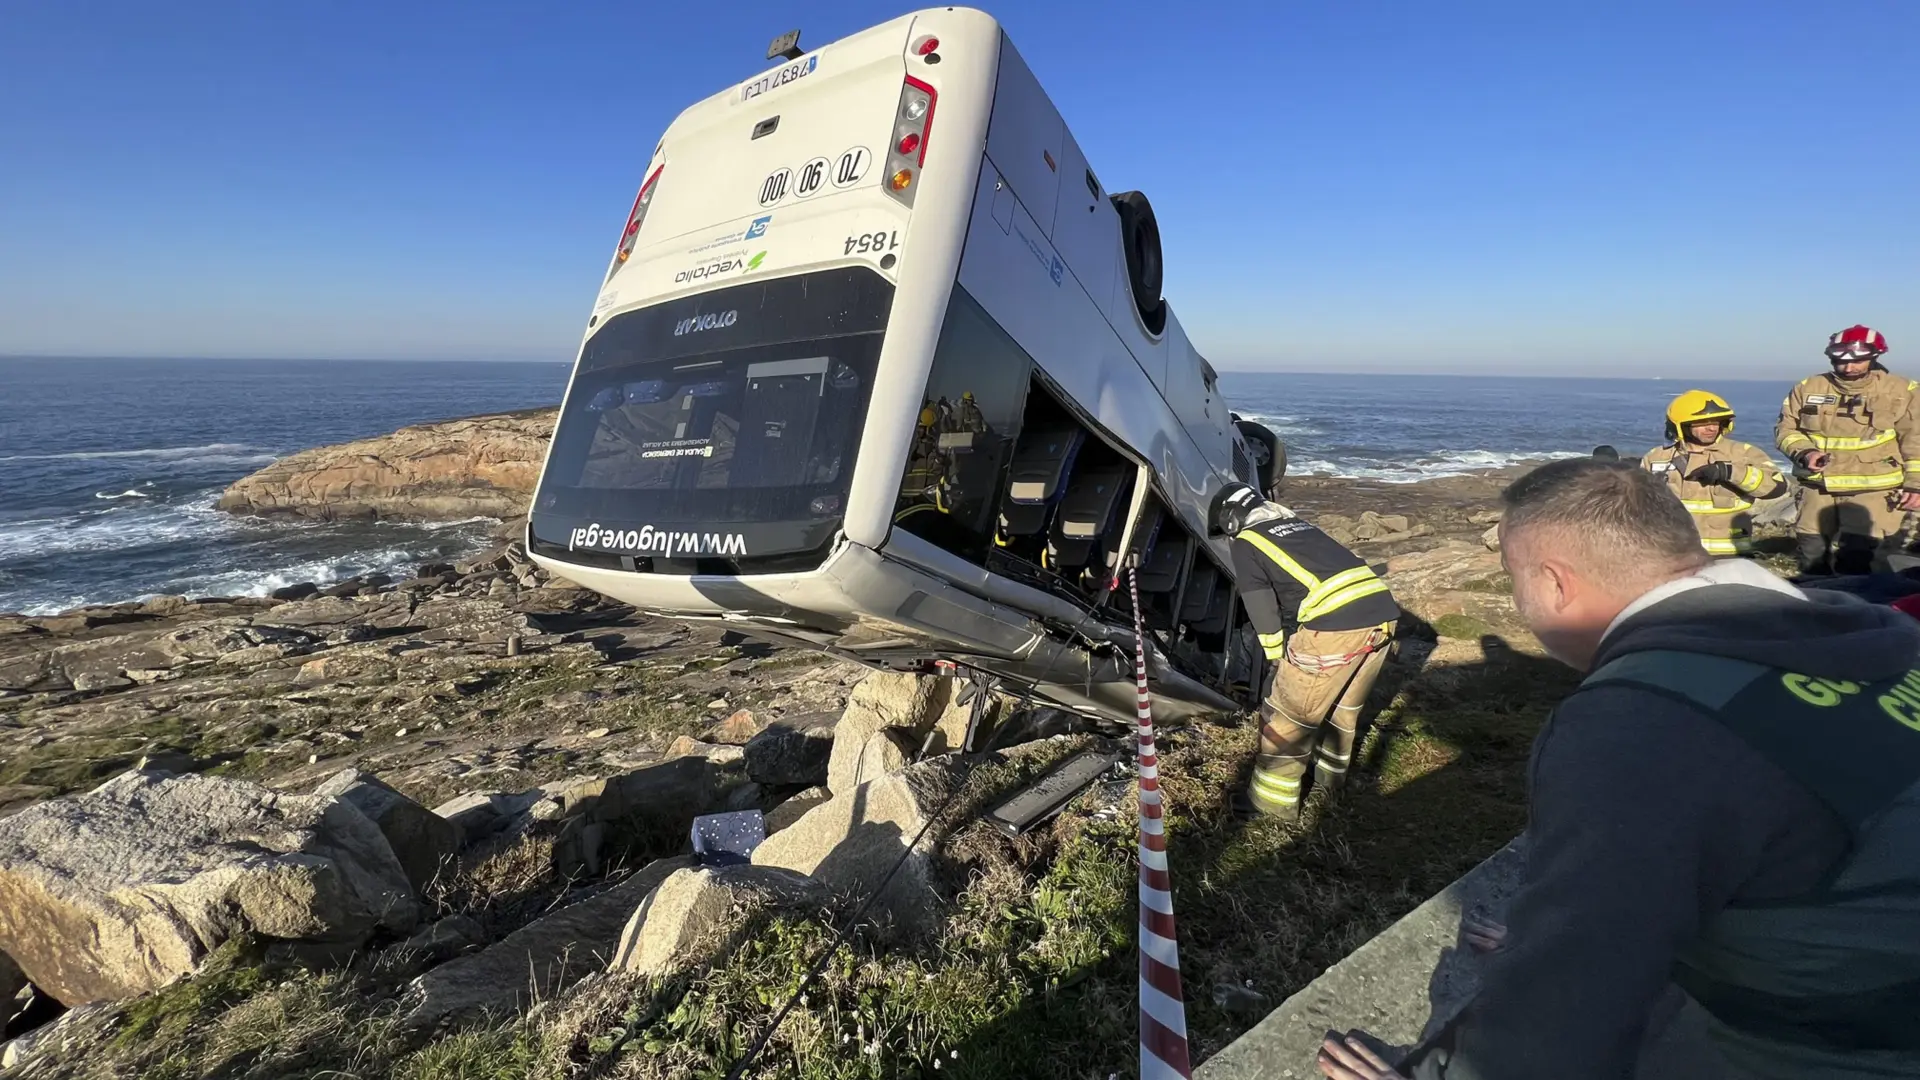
[214,408,556,523]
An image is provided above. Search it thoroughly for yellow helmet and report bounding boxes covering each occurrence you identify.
[1664,389,1735,442]
[918,406,938,428]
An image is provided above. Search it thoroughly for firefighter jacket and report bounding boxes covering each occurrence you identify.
[1230,512,1399,661]
[1639,438,1786,556]
[1774,367,1920,494]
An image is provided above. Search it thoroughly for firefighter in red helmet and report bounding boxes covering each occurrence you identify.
[1775,325,1920,574]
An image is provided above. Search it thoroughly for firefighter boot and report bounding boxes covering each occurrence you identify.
[1795,532,1831,575]
[1833,531,1878,576]
[1246,754,1304,819]
[1247,702,1314,818]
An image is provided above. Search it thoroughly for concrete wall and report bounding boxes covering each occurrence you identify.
[1196,838,1738,1080]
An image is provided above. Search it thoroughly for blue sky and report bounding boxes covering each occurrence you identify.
[1,1,1913,376]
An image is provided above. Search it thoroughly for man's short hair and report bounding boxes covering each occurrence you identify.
[1501,458,1708,581]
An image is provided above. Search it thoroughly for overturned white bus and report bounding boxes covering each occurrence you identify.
[528,8,1282,723]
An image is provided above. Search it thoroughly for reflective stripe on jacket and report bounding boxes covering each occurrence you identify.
[1774,368,1920,494]
[1640,438,1785,557]
[1230,514,1399,659]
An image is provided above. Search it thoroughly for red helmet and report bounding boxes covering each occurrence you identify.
[1826,324,1888,362]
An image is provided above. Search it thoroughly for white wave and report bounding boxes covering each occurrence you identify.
[0,492,235,560]
[1290,448,1572,484]
[6,532,477,615]
[0,442,275,464]
[1235,412,1322,438]
[94,489,153,500]
[420,515,499,531]
[165,546,429,600]
[15,595,90,617]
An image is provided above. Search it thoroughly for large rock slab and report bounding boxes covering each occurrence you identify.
[536,756,726,831]
[825,672,973,795]
[744,712,838,787]
[432,790,544,848]
[313,769,459,894]
[752,757,968,937]
[31,619,321,693]
[611,865,830,978]
[0,771,418,1005]
[406,855,693,1026]
[216,409,555,522]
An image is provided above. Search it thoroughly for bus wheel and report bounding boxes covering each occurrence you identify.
[1111,190,1168,335]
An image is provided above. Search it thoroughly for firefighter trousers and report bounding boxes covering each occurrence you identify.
[1795,488,1906,575]
[1247,623,1394,817]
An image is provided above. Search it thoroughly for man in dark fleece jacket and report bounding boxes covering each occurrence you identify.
[1318,457,1920,1080]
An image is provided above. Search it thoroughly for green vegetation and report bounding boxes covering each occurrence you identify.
[1429,612,1493,639]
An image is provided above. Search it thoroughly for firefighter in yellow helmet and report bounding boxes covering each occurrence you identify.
[1639,390,1786,558]
[1215,481,1398,819]
[895,403,950,520]
[1775,325,1920,574]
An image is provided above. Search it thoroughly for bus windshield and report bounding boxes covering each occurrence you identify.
[533,267,892,565]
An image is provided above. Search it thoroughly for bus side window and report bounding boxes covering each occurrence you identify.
[893,286,1031,561]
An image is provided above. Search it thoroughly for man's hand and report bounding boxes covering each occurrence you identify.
[1685,461,1733,487]
[1898,491,1920,512]
[1462,917,1509,953]
[1800,450,1831,471]
[1318,1032,1408,1079]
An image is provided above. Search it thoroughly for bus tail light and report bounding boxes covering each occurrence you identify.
[883,76,935,208]
[610,164,665,277]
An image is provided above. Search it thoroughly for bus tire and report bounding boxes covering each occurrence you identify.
[1111,191,1167,335]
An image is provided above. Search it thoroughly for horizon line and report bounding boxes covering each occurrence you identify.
[0,353,1827,383]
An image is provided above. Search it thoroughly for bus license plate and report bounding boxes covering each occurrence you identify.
[741,55,818,102]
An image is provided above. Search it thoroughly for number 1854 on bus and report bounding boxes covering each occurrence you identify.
[843,230,900,256]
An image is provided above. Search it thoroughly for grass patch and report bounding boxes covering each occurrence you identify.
[113,940,270,1051]
[1429,613,1493,639]
[1458,573,1513,595]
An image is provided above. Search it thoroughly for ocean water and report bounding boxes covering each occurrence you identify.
[1218,372,1793,483]
[1,360,1797,616]
[0,358,568,616]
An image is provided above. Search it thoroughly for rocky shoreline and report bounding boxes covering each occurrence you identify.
[0,412,1571,1077]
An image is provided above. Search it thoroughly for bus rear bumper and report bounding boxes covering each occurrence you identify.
[528,539,1238,723]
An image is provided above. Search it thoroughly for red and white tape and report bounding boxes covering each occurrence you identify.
[1128,567,1193,1079]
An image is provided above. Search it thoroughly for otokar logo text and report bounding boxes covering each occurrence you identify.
[674,310,738,337]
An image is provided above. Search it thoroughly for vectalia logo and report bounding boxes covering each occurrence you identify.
[672,251,768,284]
[675,256,744,283]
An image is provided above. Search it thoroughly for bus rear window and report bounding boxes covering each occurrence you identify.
[572,352,867,495]
[532,268,893,562]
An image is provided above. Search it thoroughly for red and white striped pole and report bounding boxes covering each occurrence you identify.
[1127,567,1194,1079]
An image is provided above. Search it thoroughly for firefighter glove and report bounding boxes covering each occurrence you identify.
[1686,461,1733,487]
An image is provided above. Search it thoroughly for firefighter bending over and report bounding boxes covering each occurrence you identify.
[1640,390,1786,557]
[1215,482,1400,818]
[1775,325,1920,574]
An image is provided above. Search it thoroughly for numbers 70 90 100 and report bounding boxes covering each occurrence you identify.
[844,231,899,256]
